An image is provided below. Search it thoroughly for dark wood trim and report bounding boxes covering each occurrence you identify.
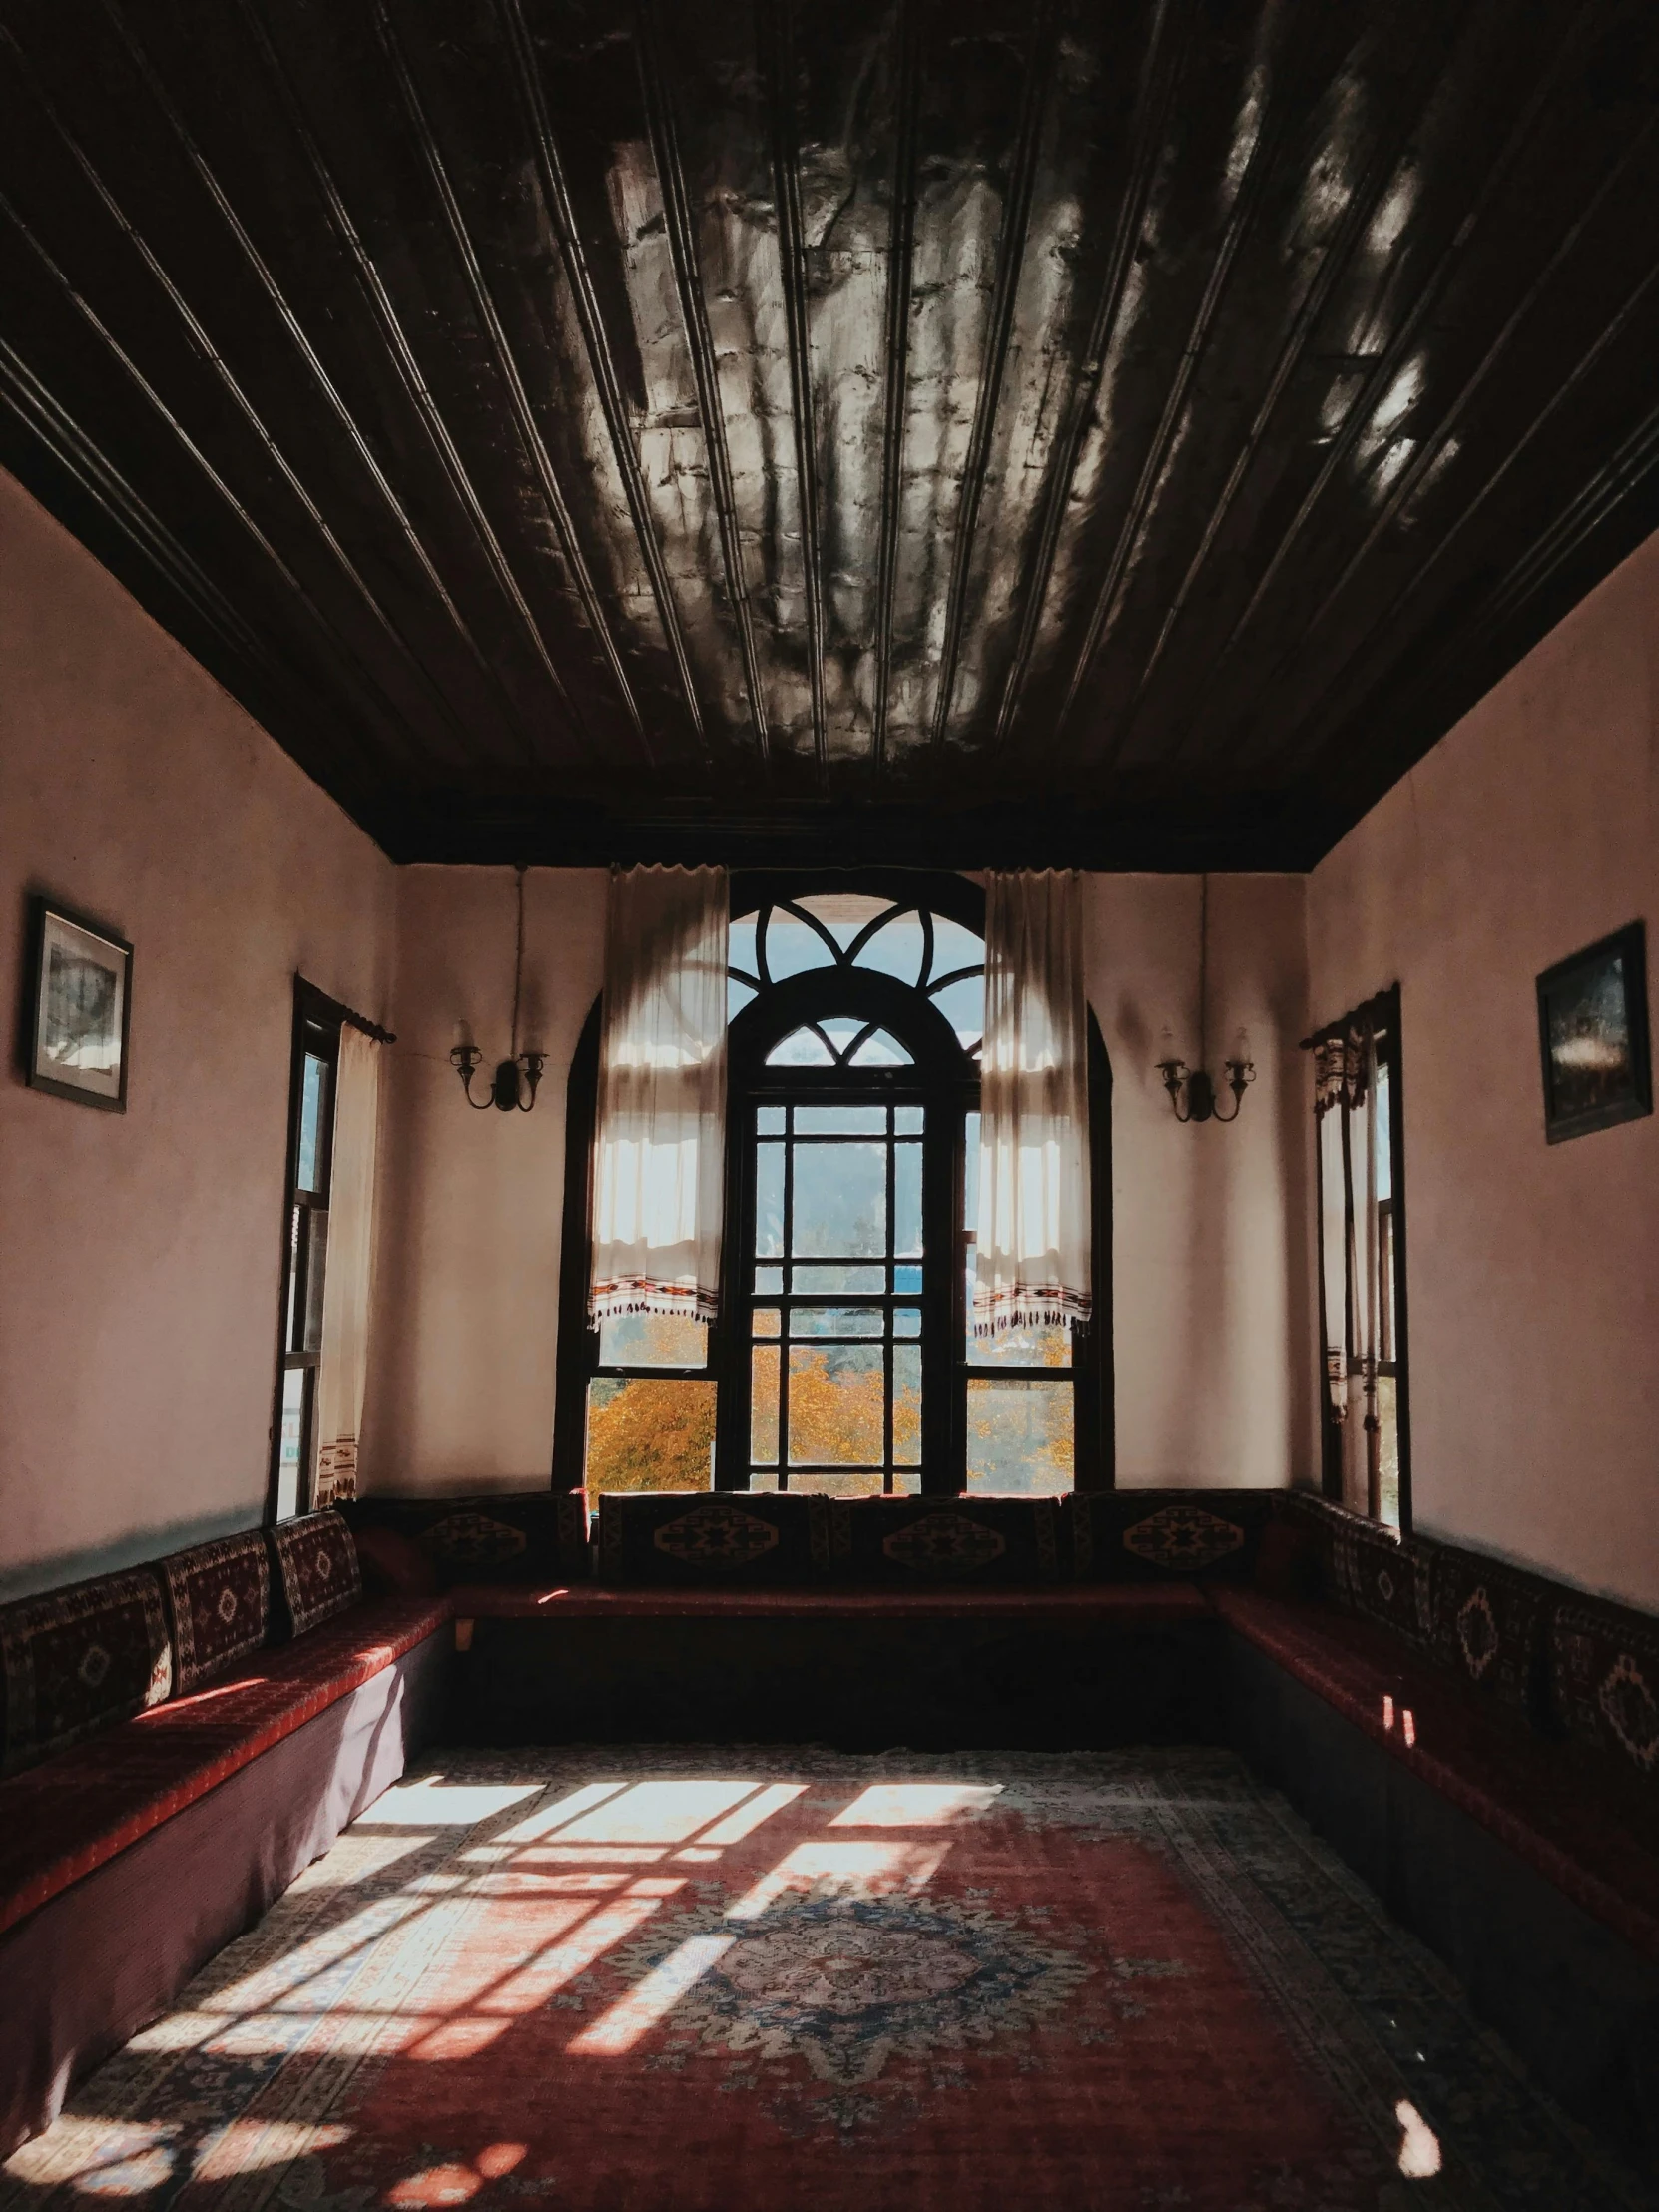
[1072,1010,1115,1490]
[551,996,603,1493]
[266,977,343,1522]
[1382,983,1413,1536]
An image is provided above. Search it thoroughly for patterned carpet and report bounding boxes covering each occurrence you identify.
[4,1747,1651,2211]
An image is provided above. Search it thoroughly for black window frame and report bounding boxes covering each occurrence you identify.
[554,870,1114,1498]
[268,979,343,1522]
[1312,981,1413,1533]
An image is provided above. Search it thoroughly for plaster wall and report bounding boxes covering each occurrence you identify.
[0,469,395,1600]
[365,866,1313,1495]
[1307,533,1659,1607]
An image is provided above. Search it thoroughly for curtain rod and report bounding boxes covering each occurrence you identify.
[1299,983,1397,1052]
[295,976,396,1046]
[343,1007,396,1046]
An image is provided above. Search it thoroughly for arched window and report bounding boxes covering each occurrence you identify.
[555,873,1112,1503]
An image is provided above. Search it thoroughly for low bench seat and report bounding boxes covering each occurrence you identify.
[451,1580,1211,1623]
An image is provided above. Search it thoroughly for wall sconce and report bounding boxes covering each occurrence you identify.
[1156,874,1255,1125]
[450,866,546,1113]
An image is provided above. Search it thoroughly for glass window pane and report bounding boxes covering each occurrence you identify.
[966,1286,1072,1368]
[791,1306,884,1338]
[599,1312,709,1369]
[788,1470,886,1498]
[852,910,925,986]
[764,909,837,981]
[757,1105,786,1134]
[893,1345,921,1466]
[893,1264,922,1294]
[930,974,985,1048]
[302,1209,328,1354]
[296,1054,328,1193]
[1374,1064,1392,1202]
[789,1346,883,1465]
[794,1264,885,1294]
[894,1142,922,1256]
[927,919,984,984]
[768,1027,835,1066]
[1378,1373,1400,1529]
[822,1019,864,1055]
[276,1367,305,1521]
[792,1142,886,1257]
[285,1205,301,1352]
[751,1347,780,1465]
[796,1105,885,1134]
[756,1265,784,1293]
[730,914,760,977]
[753,1307,782,1338]
[755,1142,784,1255]
[793,893,892,950]
[966,1378,1073,1494]
[749,1469,782,1493]
[728,977,757,1021]
[895,1105,923,1135]
[963,1111,980,1234]
[848,1029,913,1067]
[893,1306,921,1337]
[586,1377,716,1509]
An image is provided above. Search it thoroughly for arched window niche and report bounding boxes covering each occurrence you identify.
[554,871,1113,1504]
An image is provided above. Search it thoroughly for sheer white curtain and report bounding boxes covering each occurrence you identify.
[1315,1024,1382,1517]
[972,870,1092,1338]
[590,865,729,1325]
[315,1024,382,1507]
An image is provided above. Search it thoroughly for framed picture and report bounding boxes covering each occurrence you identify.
[25,898,133,1111]
[1536,921,1650,1144]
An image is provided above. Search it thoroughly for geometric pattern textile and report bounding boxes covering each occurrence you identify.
[0,1569,171,1778]
[5,1746,1644,2211]
[836,1496,1062,1585]
[599,1492,831,1587]
[158,1533,271,1695]
[1067,1489,1276,1584]
[267,1511,361,1638]
[1552,1603,1659,1778]
[341,1493,590,1587]
[1430,1546,1547,1715]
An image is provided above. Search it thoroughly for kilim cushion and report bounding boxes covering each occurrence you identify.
[835,1496,1063,1585]
[1068,1490,1277,1584]
[160,1531,272,1695]
[341,1492,589,1586]
[269,1511,361,1638]
[0,1568,172,1777]
[598,1491,830,1586]
[1549,1599,1659,1781]
[1327,1515,1432,1643]
[1429,1544,1548,1715]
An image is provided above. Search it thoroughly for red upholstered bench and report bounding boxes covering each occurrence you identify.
[451,1581,1210,1623]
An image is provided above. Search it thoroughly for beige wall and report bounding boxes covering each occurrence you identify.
[0,470,395,1600]
[1308,535,1659,1607]
[363,865,1314,1496]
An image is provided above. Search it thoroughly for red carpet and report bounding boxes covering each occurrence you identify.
[3,1750,1641,2210]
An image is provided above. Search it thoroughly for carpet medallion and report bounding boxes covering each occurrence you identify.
[3,1748,1649,2211]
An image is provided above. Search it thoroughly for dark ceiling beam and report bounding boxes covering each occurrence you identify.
[94,0,545,767]
[927,0,1054,753]
[1068,2,1309,766]
[989,0,1191,755]
[1194,2,1599,749]
[1127,3,1469,738]
[763,0,828,788]
[367,0,634,763]
[493,0,708,758]
[240,0,618,764]
[0,171,454,783]
[871,0,922,788]
[1269,100,1659,774]
[634,0,768,776]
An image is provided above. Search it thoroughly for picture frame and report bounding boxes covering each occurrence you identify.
[25,897,133,1112]
[1535,920,1650,1144]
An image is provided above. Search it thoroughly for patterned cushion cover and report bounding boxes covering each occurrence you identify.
[0,1569,173,1777]
[269,1511,362,1638]
[341,1492,589,1587]
[1550,1600,1659,1780]
[598,1491,830,1586]
[1429,1545,1547,1714]
[160,1531,272,1694]
[835,1496,1064,1586]
[1325,1514,1432,1643]
[1068,1490,1277,1583]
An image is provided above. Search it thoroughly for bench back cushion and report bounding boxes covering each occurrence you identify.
[1549,1599,1659,1782]
[343,1493,590,1586]
[269,1511,361,1638]
[835,1496,1064,1585]
[599,1491,828,1585]
[160,1531,273,1694]
[1069,1490,1277,1584]
[0,1568,173,1776]
[1429,1544,1548,1715]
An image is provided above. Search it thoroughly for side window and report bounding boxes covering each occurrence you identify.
[272,989,341,1520]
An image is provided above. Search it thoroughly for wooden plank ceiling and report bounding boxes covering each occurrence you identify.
[3,0,1658,867]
